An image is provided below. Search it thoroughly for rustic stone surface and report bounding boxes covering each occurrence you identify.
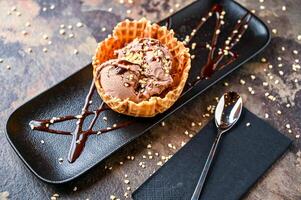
[0,0,300,199]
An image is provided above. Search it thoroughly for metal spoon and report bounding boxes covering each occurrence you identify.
[191,91,243,200]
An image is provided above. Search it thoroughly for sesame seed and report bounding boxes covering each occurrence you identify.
[73,49,79,55]
[50,4,55,10]
[68,25,73,30]
[101,27,106,32]
[41,140,45,144]
[261,57,267,63]
[42,7,47,12]
[6,65,11,70]
[272,29,277,34]
[240,79,246,85]
[161,121,165,127]
[124,179,130,184]
[11,6,17,11]
[282,6,286,11]
[108,8,113,12]
[73,186,78,191]
[43,34,48,40]
[59,29,65,35]
[75,115,82,119]
[22,30,28,35]
[246,122,251,127]
[286,124,291,129]
[277,110,282,115]
[68,33,74,38]
[293,50,298,55]
[43,48,48,53]
[110,195,116,200]
[76,22,83,28]
[264,113,269,118]
[0,58,3,63]
[16,12,21,16]
[58,157,64,163]
[296,135,300,139]
[297,35,301,41]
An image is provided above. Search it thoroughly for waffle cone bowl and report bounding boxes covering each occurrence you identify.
[92,18,191,117]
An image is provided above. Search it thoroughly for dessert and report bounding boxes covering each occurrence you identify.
[93,18,191,117]
[98,38,173,103]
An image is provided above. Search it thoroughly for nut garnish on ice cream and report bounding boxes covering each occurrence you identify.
[98,38,173,102]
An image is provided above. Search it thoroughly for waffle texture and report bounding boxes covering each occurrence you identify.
[92,18,191,117]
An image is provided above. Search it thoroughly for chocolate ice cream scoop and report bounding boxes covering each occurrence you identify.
[97,38,173,102]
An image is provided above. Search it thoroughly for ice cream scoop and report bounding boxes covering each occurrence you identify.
[97,38,173,102]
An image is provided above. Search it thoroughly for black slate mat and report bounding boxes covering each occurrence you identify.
[132,108,292,200]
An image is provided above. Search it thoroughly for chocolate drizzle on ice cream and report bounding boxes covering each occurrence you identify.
[97,38,173,102]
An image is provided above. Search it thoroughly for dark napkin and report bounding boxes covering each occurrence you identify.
[132,108,292,200]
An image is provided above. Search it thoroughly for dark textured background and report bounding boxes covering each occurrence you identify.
[0,0,300,199]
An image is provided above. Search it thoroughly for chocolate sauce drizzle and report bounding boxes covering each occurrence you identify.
[29,4,251,163]
[30,80,134,163]
[186,4,251,83]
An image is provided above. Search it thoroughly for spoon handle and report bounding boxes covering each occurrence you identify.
[191,129,224,200]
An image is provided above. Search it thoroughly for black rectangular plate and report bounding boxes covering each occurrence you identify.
[6,0,270,183]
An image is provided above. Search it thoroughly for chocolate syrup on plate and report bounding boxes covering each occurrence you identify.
[30,4,251,163]
[30,80,134,163]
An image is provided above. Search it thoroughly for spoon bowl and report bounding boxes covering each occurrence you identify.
[215,91,243,131]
